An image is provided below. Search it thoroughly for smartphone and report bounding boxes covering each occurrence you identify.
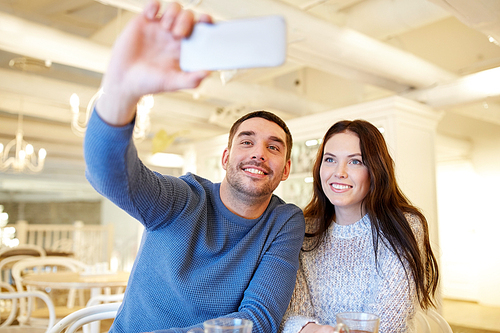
[180,15,287,72]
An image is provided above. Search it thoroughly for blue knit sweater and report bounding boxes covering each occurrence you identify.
[84,111,305,333]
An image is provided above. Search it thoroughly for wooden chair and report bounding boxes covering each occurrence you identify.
[0,255,34,285]
[11,257,89,326]
[415,309,453,333]
[0,245,46,286]
[0,283,55,333]
[48,302,121,333]
[83,293,124,333]
[0,245,46,259]
[0,281,17,327]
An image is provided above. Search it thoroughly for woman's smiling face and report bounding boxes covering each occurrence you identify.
[320,131,370,223]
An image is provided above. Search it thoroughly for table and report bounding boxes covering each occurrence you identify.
[22,271,129,333]
[22,271,129,290]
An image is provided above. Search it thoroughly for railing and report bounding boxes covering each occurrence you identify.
[14,220,114,266]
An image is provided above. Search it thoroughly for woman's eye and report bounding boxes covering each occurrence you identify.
[351,159,363,165]
[324,157,333,163]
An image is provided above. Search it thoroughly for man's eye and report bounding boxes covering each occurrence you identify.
[241,141,252,145]
[269,145,279,151]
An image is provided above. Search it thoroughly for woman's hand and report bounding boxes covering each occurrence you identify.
[96,0,211,126]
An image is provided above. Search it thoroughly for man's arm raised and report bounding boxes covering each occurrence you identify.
[95,0,211,126]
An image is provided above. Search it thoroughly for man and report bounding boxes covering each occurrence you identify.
[83,1,305,333]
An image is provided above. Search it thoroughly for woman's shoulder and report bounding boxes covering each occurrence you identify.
[301,218,321,250]
[404,212,425,241]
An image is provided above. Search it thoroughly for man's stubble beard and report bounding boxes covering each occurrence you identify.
[225,159,284,199]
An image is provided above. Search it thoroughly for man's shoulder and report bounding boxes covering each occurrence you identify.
[179,172,214,185]
[173,172,222,203]
[269,195,305,222]
[177,172,218,192]
[270,194,301,210]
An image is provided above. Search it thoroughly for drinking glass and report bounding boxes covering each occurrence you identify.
[187,318,253,333]
[336,312,380,333]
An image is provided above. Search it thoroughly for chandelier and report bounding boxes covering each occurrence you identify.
[0,113,46,173]
[70,89,153,141]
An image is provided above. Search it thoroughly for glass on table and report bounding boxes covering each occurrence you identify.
[336,312,380,333]
[187,318,252,333]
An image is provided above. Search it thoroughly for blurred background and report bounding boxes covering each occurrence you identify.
[0,0,499,331]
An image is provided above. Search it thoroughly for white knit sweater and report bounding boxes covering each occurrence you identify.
[280,214,423,333]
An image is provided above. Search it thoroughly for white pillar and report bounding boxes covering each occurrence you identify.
[15,220,28,244]
[101,198,142,272]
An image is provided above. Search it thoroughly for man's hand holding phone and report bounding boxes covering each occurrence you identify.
[96,0,286,127]
[180,15,287,71]
[96,1,211,126]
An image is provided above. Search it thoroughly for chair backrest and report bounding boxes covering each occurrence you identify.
[11,256,89,323]
[0,244,46,258]
[0,254,34,284]
[0,281,18,327]
[0,288,56,333]
[48,302,121,333]
[12,256,89,293]
[81,293,124,333]
[86,292,124,307]
[415,309,453,333]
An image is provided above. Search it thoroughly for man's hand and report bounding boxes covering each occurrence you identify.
[96,0,211,126]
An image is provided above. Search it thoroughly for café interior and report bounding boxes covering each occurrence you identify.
[0,0,499,332]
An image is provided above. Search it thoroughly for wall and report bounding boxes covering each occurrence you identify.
[437,112,500,307]
[1,200,100,225]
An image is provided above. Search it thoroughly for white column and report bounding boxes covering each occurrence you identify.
[101,198,142,272]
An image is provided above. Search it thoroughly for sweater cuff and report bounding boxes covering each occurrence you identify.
[87,106,135,142]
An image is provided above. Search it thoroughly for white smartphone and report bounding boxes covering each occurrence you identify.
[180,15,287,72]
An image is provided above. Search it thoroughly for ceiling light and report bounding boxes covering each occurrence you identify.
[0,113,46,173]
[9,56,52,72]
[305,139,320,147]
[70,90,153,141]
[488,35,499,46]
[147,153,184,168]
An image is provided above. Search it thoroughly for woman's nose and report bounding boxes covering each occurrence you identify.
[335,164,347,178]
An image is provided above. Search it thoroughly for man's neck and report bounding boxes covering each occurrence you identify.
[219,179,272,219]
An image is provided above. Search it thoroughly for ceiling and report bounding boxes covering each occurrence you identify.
[0,0,499,202]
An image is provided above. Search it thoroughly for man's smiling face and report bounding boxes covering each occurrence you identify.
[222,117,291,199]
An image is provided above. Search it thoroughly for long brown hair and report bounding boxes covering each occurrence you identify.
[303,119,439,310]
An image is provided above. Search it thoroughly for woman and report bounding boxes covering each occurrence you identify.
[280,119,439,333]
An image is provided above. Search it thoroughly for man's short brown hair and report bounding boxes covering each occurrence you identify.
[228,111,293,161]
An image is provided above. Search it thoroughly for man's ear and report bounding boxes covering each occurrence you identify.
[221,147,229,170]
[281,159,291,181]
